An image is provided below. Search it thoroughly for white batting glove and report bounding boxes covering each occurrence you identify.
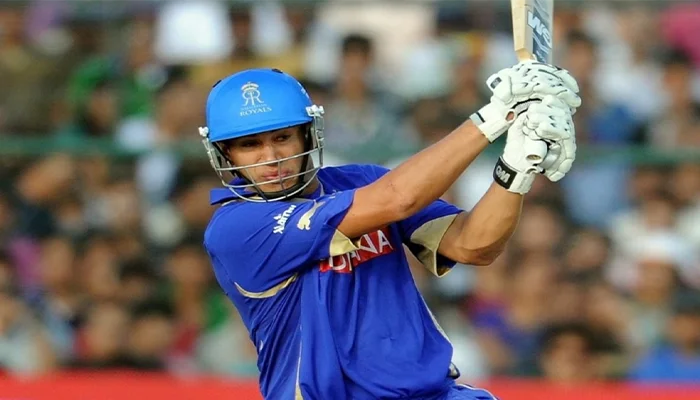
[511,62,581,110]
[522,95,577,182]
[471,61,581,143]
[492,114,543,195]
[539,139,577,182]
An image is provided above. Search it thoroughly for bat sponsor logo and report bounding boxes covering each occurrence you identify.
[527,10,552,48]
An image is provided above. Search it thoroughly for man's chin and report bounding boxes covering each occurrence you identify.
[257,180,300,194]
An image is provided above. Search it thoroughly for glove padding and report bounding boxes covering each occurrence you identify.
[493,113,542,195]
[472,61,581,143]
[503,62,581,109]
[523,95,577,182]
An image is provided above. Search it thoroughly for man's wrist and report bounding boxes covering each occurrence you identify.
[455,119,492,150]
[493,157,536,195]
[470,102,513,143]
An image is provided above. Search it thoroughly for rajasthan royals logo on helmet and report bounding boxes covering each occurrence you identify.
[241,82,263,106]
[239,82,272,116]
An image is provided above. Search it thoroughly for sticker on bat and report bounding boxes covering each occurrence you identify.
[527,9,552,62]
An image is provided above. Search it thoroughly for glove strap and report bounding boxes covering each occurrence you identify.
[470,103,513,143]
[493,157,536,195]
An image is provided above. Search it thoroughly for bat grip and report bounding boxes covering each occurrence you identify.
[524,140,548,164]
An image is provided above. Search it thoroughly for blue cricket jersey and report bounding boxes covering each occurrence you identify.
[204,164,464,400]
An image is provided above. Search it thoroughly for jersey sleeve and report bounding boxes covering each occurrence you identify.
[367,164,463,277]
[399,200,463,277]
[204,191,362,296]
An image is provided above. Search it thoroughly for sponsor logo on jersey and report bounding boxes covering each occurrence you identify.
[320,227,394,273]
[273,204,297,234]
[297,201,324,231]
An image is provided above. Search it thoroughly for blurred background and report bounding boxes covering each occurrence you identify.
[1,0,700,395]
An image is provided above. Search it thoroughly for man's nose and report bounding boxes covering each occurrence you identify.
[260,143,280,163]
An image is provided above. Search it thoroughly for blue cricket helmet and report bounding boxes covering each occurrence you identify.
[205,68,316,142]
[198,68,325,202]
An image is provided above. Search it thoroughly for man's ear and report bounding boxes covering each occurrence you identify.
[215,140,234,164]
[219,139,232,152]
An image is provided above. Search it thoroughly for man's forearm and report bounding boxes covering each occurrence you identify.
[337,120,494,239]
[379,120,490,216]
[457,182,524,265]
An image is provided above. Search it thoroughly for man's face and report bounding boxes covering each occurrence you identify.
[225,126,306,193]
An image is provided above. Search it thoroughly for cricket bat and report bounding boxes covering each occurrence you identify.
[511,0,554,163]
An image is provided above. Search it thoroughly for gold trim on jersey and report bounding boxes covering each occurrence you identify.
[409,214,458,277]
[328,230,361,257]
[294,329,304,400]
[234,274,298,299]
[421,295,451,343]
[418,295,459,382]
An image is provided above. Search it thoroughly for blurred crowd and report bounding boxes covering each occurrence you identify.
[1,0,700,384]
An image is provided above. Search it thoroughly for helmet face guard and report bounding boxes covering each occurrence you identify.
[200,69,325,202]
[199,105,325,202]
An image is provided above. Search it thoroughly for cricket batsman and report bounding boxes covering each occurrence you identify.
[200,63,580,399]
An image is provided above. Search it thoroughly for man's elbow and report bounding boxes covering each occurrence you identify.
[458,246,504,266]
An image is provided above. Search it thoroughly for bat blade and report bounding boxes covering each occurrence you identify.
[511,0,554,63]
[512,0,554,163]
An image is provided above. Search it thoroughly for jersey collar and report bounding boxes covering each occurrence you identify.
[209,178,325,205]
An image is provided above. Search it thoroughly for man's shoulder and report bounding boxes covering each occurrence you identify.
[322,163,389,175]
[319,163,389,186]
[204,200,297,249]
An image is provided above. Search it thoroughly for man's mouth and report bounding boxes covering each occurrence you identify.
[261,171,290,182]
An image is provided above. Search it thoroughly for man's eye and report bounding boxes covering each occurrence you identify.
[276,134,291,142]
[240,141,258,148]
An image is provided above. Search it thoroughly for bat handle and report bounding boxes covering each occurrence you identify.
[524,139,548,164]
